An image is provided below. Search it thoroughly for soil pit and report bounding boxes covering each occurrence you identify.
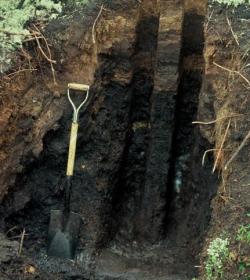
[0,1,222,279]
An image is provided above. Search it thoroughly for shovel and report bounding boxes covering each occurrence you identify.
[47,83,90,259]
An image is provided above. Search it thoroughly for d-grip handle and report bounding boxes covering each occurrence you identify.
[68,83,90,91]
[66,122,79,176]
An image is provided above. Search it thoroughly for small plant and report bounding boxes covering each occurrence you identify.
[238,260,250,274]
[236,224,250,244]
[212,0,250,6]
[205,237,230,280]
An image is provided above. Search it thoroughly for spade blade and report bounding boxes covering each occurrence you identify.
[47,210,82,259]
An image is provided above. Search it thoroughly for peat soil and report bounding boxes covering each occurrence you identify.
[0,1,221,279]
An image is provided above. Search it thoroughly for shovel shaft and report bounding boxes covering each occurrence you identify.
[66,122,78,176]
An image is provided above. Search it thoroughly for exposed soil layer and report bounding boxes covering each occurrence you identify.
[197,3,250,279]
[2,0,246,279]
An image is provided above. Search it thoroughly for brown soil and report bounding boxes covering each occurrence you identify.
[197,3,250,280]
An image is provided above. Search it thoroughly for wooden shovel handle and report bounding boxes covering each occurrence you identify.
[68,83,89,91]
[66,122,78,176]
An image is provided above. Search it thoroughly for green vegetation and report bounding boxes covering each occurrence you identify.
[0,0,63,71]
[75,0,89,3]
[236,223,250,277]
[212,0,250,6]
[0,0,90,72]
[202,221,250,280]
[236,224,250,244]
[205,237,230,280]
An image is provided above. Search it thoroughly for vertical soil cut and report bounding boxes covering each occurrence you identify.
[0,1,220,279]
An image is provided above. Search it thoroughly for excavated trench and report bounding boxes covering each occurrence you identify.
[0,1,219,279]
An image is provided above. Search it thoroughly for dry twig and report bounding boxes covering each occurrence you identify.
[226,16,239,46]
[23,36,43,42]
[202,149,218,166]
[9,233,29,239]
[92,5,104,44]
[0,28,38,37]
[204,9,214,33]
[32,25,57,84]
[224,130,250,170]
[6,226,18,236]
[213,61,250,86]
[7,68,37,77]
[33,34,56,64]
[212,120,231,173]
[192,114,242,125]
[18,228,26,256]
[219,194,233,203]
